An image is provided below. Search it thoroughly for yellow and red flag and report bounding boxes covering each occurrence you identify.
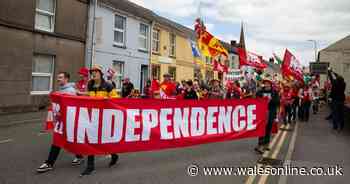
[195,18,228,58]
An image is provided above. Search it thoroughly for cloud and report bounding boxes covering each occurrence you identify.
[129,0,350,64]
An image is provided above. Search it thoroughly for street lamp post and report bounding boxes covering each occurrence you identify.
[307,40,318,62]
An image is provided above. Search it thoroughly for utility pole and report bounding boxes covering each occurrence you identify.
[307,40,318,62]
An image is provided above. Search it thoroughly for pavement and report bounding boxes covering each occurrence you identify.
[0,105,349,184]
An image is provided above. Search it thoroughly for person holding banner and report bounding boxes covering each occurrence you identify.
[82,64,120,176]
[255,79,280,154]
[183,80,198,100]
[209,79,224,99]
[37,72,83,173]
[159,73,177,99]
[75,67,89,95]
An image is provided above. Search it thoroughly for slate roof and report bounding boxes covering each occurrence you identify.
[100,0,196,39]
[322,35,350,52]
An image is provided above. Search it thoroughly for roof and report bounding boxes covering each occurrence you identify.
[322,35,350,52]
[220,40,237,54]
[100,0,196,39]
[100,0,157,21]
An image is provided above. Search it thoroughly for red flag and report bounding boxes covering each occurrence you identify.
[213,59,228,73]
[282,49,304,82]
[238,48,267,69]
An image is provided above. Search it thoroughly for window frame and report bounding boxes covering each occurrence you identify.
[31,54,55,95]
[169,33,176,57]
[168,66,176,81]
[113,14,127,47]
[152,29,160,53]
[138,23,149,51]
[152,64,161,81]
[35,0,56,32]
[112,60,125,90]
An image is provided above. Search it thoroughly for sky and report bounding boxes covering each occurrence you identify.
[129,0,350,66]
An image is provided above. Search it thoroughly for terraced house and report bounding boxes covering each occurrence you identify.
[150,17,204,82]
[88,0,155,92]
[0,0,88,113]
[90,0,208,92]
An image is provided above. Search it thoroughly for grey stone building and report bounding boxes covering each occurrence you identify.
[0,0,88,113]
[319,35,350,96]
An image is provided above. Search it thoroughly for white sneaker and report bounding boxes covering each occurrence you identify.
[71,157,83,166]
[36,163,53,173]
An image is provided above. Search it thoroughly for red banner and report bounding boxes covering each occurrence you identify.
[49,93,268,155]
[282,49,304,82]
[238,48,267,69]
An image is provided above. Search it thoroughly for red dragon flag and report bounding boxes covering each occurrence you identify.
[238,48,267,69]
[282,49,304,82]
[194,18,229,58]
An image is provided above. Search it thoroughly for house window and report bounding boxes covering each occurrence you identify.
[152,64,161,80]
[31,54,54,94]
[229,56,235,69]
[168,66,176,80]
[139,23,149,51]
[112,60,124,90]
[114,14,126,46]
[152,29,160,53]
[169,33,176,57]
[35,0,56,32]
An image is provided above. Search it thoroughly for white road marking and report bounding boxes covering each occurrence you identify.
[278,122,299,184]
[257,124,290,184]
[0,139,13,144]
[245,124,286,184]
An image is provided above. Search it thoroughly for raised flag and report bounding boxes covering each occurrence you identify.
[282,49,304,82]
[273,53,283,65]
[190,40,201,58]
[238,48,267,69]
[195,18,229,58]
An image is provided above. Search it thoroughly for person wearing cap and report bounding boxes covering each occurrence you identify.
[159,73,176,99]
[121,77,134,98]
[81,64,119,176]
[255,79,280,154]
[76,67,89,96]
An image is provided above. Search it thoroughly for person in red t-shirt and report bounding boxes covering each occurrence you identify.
[159,73,176,99]
[298,85,313,122]
[75,67,89,95]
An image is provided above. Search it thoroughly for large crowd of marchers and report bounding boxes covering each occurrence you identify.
[36,64,346,176]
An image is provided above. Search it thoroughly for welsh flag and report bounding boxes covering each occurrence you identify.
[282,49,304,82]
[273,53,283,65]
[238,48,267,69]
